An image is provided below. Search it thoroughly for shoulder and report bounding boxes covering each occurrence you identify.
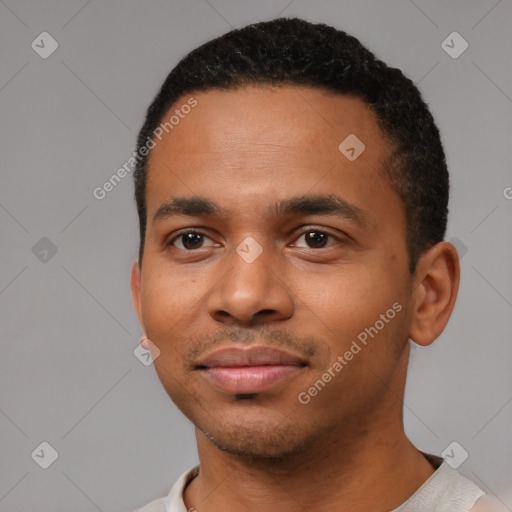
[134,465,200,512]
[470,494,511,512]
[134,497,167,512]
[394,455,486,512]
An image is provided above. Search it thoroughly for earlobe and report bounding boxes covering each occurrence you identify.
[130,261,146,333]
[408,241,460,347]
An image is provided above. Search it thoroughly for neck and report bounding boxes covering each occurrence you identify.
[183,345,436,512]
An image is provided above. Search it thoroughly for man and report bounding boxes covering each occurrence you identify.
[130,18,505,512]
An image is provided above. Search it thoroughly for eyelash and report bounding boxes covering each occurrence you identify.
[167,227,343,251]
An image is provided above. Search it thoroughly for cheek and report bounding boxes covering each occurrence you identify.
[297,306,408,417]
[295,263,408,366]
[140,266,202,338]
[140,278,174,339]
[298,265,394,325]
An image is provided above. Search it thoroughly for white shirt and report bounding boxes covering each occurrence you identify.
[135,453,506,512]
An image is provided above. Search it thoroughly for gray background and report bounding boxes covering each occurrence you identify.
[0,0,511,510]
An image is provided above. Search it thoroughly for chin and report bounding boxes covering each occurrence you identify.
[196,412,316,459]
[207,431,308,459]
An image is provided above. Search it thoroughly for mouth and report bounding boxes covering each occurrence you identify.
[195,345,307,394]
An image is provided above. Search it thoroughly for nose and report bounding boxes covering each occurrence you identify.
[206,238,294,326]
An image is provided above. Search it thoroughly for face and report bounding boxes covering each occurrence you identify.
[132,86,415,459]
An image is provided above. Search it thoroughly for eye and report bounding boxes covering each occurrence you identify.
[293,229,340,249]
[169,230,216,250]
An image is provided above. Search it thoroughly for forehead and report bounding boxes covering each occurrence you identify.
[149,85,386,163]
[145,85,395,221]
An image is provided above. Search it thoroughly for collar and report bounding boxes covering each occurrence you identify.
[163,452,483,512]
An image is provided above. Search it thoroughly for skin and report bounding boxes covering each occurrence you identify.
[131,85,460,512]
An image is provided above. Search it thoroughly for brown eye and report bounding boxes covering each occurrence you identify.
[294,230,337,249]
[304,231,329,248]
[169,231,214,250]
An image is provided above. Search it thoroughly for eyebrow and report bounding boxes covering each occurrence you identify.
[152,194,368,227]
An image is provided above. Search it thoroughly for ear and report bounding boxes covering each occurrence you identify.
[130,261,146,335]
[408,241,460,346]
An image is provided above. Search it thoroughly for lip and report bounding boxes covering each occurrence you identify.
[195,345,307,394]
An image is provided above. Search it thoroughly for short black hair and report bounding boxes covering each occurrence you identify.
[133,17,448,273]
